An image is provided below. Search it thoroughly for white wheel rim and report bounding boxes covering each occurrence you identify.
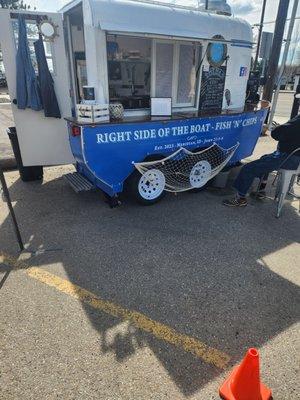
[138,169,165,200]
[189,160,212,188]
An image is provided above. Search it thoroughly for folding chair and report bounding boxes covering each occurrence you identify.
[274,149,300,218]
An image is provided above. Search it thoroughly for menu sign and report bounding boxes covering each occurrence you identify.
[199,66,226,113]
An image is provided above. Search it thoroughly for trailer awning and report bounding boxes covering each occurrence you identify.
[84,0,252,45]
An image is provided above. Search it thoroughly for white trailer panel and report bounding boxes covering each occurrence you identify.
[0,9,75,166]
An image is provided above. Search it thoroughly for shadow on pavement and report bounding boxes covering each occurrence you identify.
[0,172,299,396]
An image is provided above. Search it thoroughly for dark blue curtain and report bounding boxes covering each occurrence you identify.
[34,36,61,118]
[16,15,42,111]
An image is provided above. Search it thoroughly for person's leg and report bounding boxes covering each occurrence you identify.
[234,154,287,194]
[254,155,300,197]
[223,154,286,207]
[250,172,270,200]
[258,173,269,191]
[233,162,259,198]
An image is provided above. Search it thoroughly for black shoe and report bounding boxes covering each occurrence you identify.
[222,197,248,207]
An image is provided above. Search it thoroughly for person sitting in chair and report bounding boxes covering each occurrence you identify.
[223,114,300,207]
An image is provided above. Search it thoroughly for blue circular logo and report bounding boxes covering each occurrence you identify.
[210,43,225,64]
[207,36,227,67]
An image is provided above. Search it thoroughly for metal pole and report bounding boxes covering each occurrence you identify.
[0,166,24,251]
[259,58,267,97]
[263,0,290,102]
[253,0,267,71]
[268,0,299,128]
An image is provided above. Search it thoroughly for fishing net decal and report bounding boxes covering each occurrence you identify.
[134,143,239,193]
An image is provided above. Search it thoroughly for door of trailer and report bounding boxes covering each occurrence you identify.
[0,9,74,166]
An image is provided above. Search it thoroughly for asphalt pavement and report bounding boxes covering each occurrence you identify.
[0,103,14,161]
[273,91,295,121]
[0,132,299,399]
[0,89,300,399]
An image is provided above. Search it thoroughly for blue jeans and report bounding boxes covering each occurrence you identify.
[234,153,300,197]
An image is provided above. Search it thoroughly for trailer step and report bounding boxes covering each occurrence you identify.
[63,172,95,193]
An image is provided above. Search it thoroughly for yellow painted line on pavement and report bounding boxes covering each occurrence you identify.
[0,251,230,369]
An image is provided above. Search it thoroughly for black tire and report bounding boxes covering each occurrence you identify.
[189,180,210,193]
[125,154,166,205]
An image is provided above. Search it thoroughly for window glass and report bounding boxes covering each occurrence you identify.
[12,20,54,73]
[155,42,173,98]
[44,41,52,57]
[76,58,87,100]
[107,35,151,109]
[177,44,197,105]
[106,36,200,111]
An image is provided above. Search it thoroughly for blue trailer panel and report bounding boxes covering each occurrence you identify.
[68,108,268,197]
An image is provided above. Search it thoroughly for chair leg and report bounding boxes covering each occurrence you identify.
[276,192,285,218]
[276,172,292,218]
[288,174,300,199]
[288,174,295,192]
[274,173,282,201]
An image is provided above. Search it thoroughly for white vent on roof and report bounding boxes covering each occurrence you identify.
[197,1,231,15]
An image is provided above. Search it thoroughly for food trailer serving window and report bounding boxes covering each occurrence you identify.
[107,34,151,110]
[106,34,201,111]
[154,41,200,108]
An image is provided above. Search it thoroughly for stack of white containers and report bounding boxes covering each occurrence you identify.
[76,104,110,123]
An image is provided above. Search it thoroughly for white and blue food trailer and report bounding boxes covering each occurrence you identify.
[0,0,268,205]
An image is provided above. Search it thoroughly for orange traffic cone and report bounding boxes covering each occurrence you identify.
[219,348,272,400]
